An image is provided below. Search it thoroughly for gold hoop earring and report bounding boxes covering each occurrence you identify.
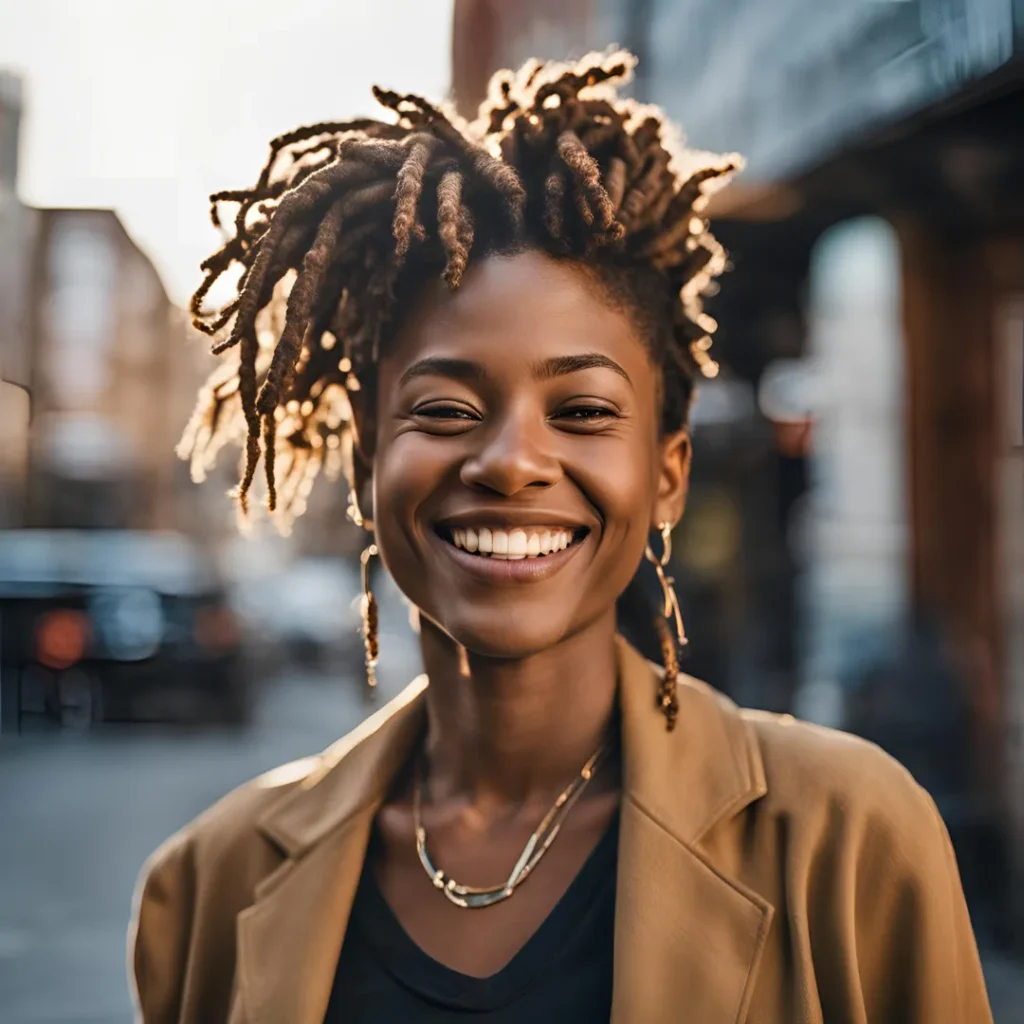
[644,522,687,646]
[644,522,686,731]
[360,542,379,691]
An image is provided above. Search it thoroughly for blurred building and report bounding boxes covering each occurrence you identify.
[453,0,1024,947]
[0,72,250,736]
[0,71,206,534]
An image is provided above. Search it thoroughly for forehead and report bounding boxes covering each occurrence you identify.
[385,249,653,379]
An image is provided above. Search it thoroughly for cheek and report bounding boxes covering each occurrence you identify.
[373,435,433,523]
[371,433,452,571]
[573,430,660,562]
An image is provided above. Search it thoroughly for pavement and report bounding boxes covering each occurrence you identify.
[1,646,1023,1022]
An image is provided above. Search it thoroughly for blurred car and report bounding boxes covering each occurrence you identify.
[0,530,247,730]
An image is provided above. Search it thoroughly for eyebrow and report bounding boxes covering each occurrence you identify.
[399,356,484,387]
[533,353,631,384]
[399,352,632,388]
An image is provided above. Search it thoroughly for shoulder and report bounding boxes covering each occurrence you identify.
[137,673,428,890]
[728,705,992,1023]
[739,706,948,869]
[128,753,325,1017]
[130,678,428,1015]
[744,707,922,804]
[135,752,321,897]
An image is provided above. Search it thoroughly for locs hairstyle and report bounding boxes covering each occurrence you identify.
[178,50,742,528]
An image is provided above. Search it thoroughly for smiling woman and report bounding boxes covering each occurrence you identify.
[131,51,993,1024]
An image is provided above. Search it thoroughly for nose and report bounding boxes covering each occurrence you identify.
[459,407,562,496]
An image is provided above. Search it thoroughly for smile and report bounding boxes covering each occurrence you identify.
[430,522,590,582]
[444,526,579,560]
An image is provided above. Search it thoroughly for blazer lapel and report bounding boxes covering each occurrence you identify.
[234,808,375,1024]
[234,676,428,1024]
[611,638,774,1024]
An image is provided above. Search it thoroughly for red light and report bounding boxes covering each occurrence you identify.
[36,610,90,670]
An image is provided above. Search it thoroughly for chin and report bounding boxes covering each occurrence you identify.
[429,605,574,661]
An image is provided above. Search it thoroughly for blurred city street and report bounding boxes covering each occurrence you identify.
[0,662,409,1024]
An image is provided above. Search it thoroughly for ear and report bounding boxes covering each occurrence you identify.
[348,388,377,526]
[653,429,691,528]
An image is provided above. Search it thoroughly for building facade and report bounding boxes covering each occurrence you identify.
[0,73,204,534]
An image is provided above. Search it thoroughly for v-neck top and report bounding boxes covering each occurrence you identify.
[324,813,619,1022]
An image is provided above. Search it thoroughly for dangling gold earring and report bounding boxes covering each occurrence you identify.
[645,522,687,646]
[347,488,370,530]
[644,521,687,731]
[349,485,379,693]
[360,542,379,691]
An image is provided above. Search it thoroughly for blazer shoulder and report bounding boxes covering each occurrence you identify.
[129,752,326,1017]
[740,708,940,842]
[728,709,991,1023]
[141,673,429,878]
[140,751,322,881]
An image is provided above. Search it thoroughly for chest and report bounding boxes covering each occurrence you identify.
[196,800,814,1024]
[325,818,619,1021]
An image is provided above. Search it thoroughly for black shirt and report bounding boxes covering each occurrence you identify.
[325,814,619,1022]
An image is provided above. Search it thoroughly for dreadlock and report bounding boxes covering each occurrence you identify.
[178,50,743,528]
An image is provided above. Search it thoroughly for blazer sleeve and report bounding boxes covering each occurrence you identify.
[857,780,993,1024]
[128,833,196,1024]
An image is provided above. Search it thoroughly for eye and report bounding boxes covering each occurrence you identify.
[553,404,619,426]
[412,401,481,428]
[415,397,479,417]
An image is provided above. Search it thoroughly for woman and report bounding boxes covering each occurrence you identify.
[131,52,992,1023]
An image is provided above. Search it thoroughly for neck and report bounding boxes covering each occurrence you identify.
[418,612,619,808]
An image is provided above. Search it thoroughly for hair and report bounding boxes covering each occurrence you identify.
[178,49,742,529]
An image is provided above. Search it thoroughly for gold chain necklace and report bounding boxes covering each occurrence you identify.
[412,738,613,909]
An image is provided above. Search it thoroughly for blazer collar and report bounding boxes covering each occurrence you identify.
[615,635,766,844]
[240,638,772,1024]
[256,673,428,858]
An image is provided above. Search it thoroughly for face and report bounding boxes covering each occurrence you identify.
[360,249,689,658]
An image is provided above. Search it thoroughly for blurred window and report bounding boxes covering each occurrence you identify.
[43,215,118,407]
[796,217,908,725]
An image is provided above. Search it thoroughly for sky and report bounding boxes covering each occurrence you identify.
[0,0,455,304]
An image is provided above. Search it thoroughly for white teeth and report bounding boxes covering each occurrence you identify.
[445,526,581,558]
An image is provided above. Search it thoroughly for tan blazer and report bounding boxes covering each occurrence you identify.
[129,637,993,1023]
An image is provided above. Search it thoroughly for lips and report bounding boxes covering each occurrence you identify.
[431,518,591,581]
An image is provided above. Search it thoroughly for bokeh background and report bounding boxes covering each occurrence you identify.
[1,1,1023,1020]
